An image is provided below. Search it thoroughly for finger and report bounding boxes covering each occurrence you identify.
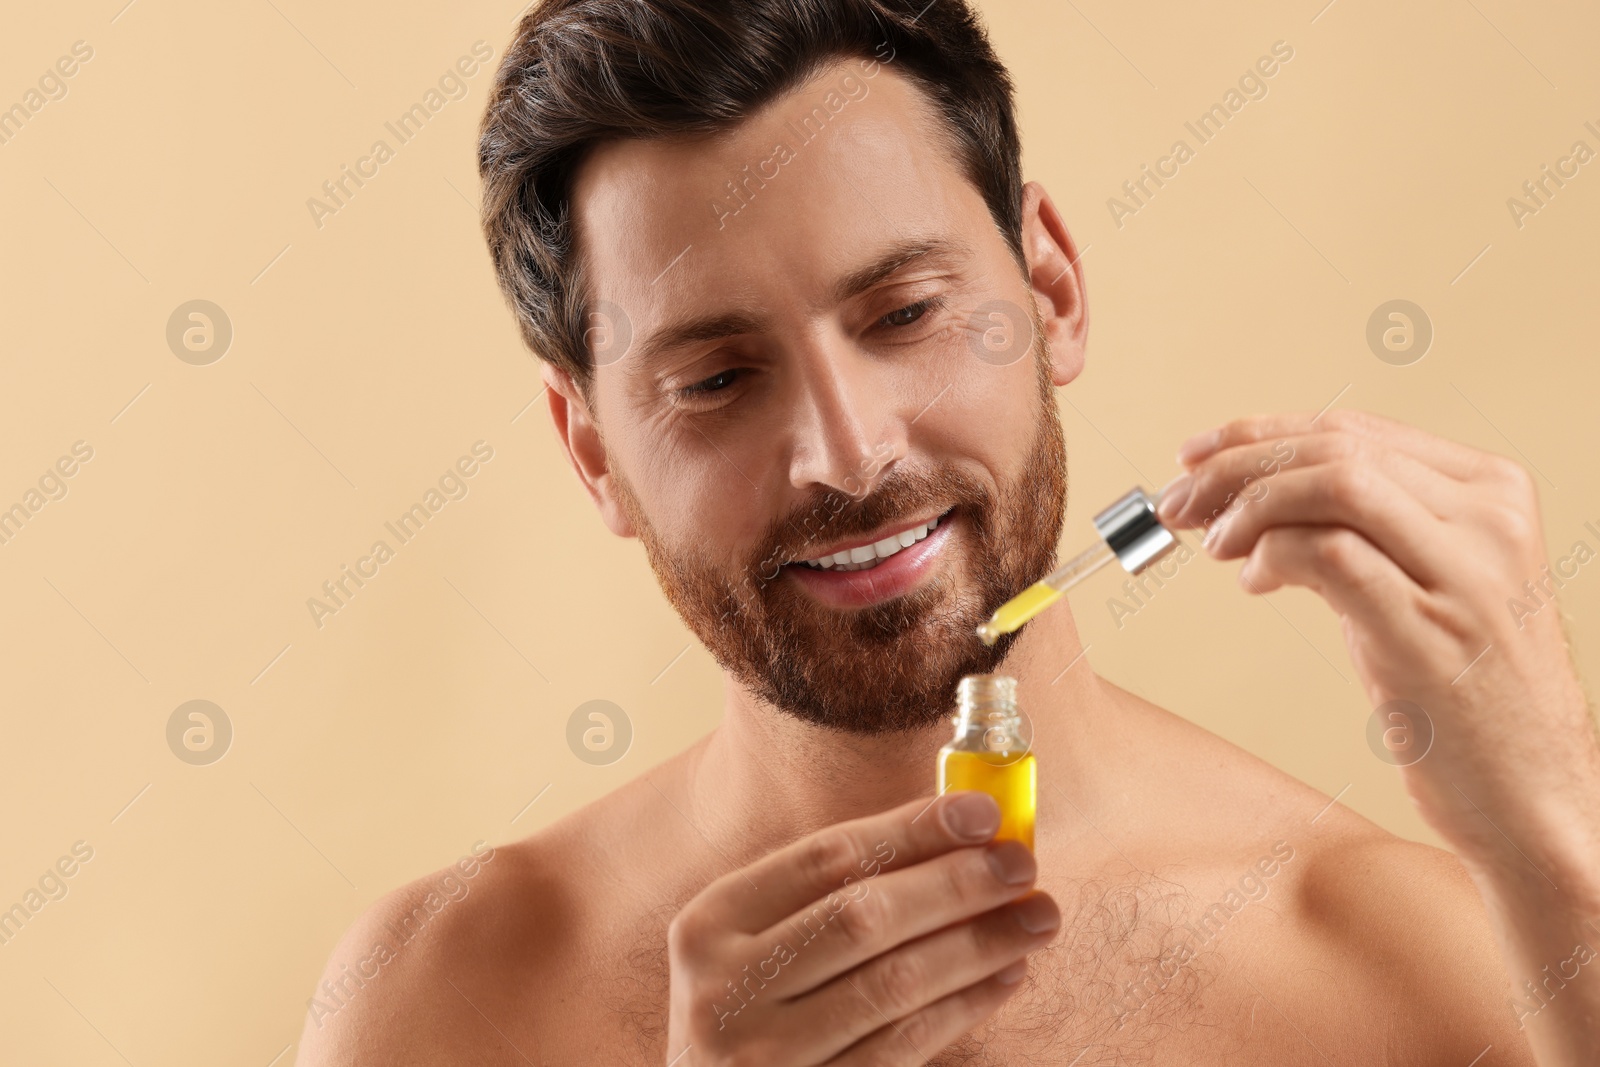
[1178,410,1487,482]
[832,964,1028,1066]
[690,792,1002,934]
[1239,525,1423,640]
[761,840,1040,998]
[783,892,1058,1062]
[1192,465,1447,589]
[1160,431,1471,530]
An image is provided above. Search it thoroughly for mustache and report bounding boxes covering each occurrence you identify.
[748,464,992,577]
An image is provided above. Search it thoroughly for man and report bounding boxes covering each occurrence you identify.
[299,1,1600,1063]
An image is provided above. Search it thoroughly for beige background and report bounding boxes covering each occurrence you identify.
[2,0,1597,1060]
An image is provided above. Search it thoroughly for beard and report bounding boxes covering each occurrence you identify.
[616,342,1068,735]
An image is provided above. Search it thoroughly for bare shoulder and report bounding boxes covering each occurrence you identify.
[1107,687,1533,1061]
[293,829,588,1065]
[1194,762,1533,1061]
[295,759,702,1066]
[1268,826,1534,1064]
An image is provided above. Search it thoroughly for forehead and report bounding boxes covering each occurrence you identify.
[569,60,988,335]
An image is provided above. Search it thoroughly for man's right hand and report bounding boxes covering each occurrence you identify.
[664,791,1060,1065]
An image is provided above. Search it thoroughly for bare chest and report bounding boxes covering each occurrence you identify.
[549,880,1258,1066]
[556,943,1218,1066]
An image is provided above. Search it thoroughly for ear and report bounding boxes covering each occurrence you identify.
[542,363,637,538]
[1019,181,1088,387]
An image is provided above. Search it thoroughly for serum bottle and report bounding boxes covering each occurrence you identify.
[937,674,1036,851]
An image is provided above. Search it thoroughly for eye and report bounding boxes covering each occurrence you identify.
[877,297,939,328]
[680,368,741,397]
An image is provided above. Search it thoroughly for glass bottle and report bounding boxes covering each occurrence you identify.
[937,674,1036,851]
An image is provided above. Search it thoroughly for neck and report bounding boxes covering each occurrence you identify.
[690,601,1109,847]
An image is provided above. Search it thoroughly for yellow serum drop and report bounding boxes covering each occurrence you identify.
[937,674,1037,851]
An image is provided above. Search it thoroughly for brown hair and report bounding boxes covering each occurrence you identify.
[477,0,1024,388]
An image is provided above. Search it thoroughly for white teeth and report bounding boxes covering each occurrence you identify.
[794,512,949,570]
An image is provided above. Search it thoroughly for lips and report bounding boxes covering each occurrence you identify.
[792,512,946,572]
[782,509,957,609]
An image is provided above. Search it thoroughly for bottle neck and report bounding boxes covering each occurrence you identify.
[949,674,1025,753]
[956,674,1017,718]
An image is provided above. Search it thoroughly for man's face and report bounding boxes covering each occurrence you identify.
[565,59,1080,733]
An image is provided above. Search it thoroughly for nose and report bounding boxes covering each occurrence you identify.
[786,337,907,500]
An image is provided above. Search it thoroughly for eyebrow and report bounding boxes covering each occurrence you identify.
[627,236,973,365]
[830,236,972,305]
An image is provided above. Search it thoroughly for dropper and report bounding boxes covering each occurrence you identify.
[976,487,1177,646]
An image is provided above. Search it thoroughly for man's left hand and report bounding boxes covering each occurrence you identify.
[1155,409,1599,871]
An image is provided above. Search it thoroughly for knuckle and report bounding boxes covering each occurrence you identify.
[868,951,926,1016]
[1322,463,1369,508]
[1485,452,1529,485]
[1250,530,1297,585]
[886,1003,941,1061]
[1494,456,1538,504]
[1222,416,1262,447]
[962,920,1001,964]
[828,891,881,948]
[812,978,877,1046]
[1254,527,1290,561]
[1484,501,1535,546]
[667,908,704,961]
[796,832,859,891]
[1314,528,1364,571]
[939,851,981,905]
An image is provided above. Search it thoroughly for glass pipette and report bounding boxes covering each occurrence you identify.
[976,486,1176,646]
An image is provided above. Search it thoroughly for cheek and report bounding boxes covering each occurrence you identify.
[941,359,1042,456]
[625,432,771,554]
[910,376,1039,495]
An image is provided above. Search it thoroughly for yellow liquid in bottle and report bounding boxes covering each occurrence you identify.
[937,749,1037,851]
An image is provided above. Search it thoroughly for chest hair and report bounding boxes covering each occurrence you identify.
[606,871,1211,1066]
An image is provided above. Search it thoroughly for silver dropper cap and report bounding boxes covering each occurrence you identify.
[1092,487,1175,574]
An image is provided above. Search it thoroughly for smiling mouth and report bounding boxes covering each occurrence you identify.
[789,509,952,573]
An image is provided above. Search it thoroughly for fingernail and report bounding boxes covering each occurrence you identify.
[1203,517,1228,553]
[1157,473,1193,523]
[985,841,1037,885]
[943,792,1000,841]
[1177,428,1221,466]
[1011,894,1060,934]
[995,959,1029,985]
